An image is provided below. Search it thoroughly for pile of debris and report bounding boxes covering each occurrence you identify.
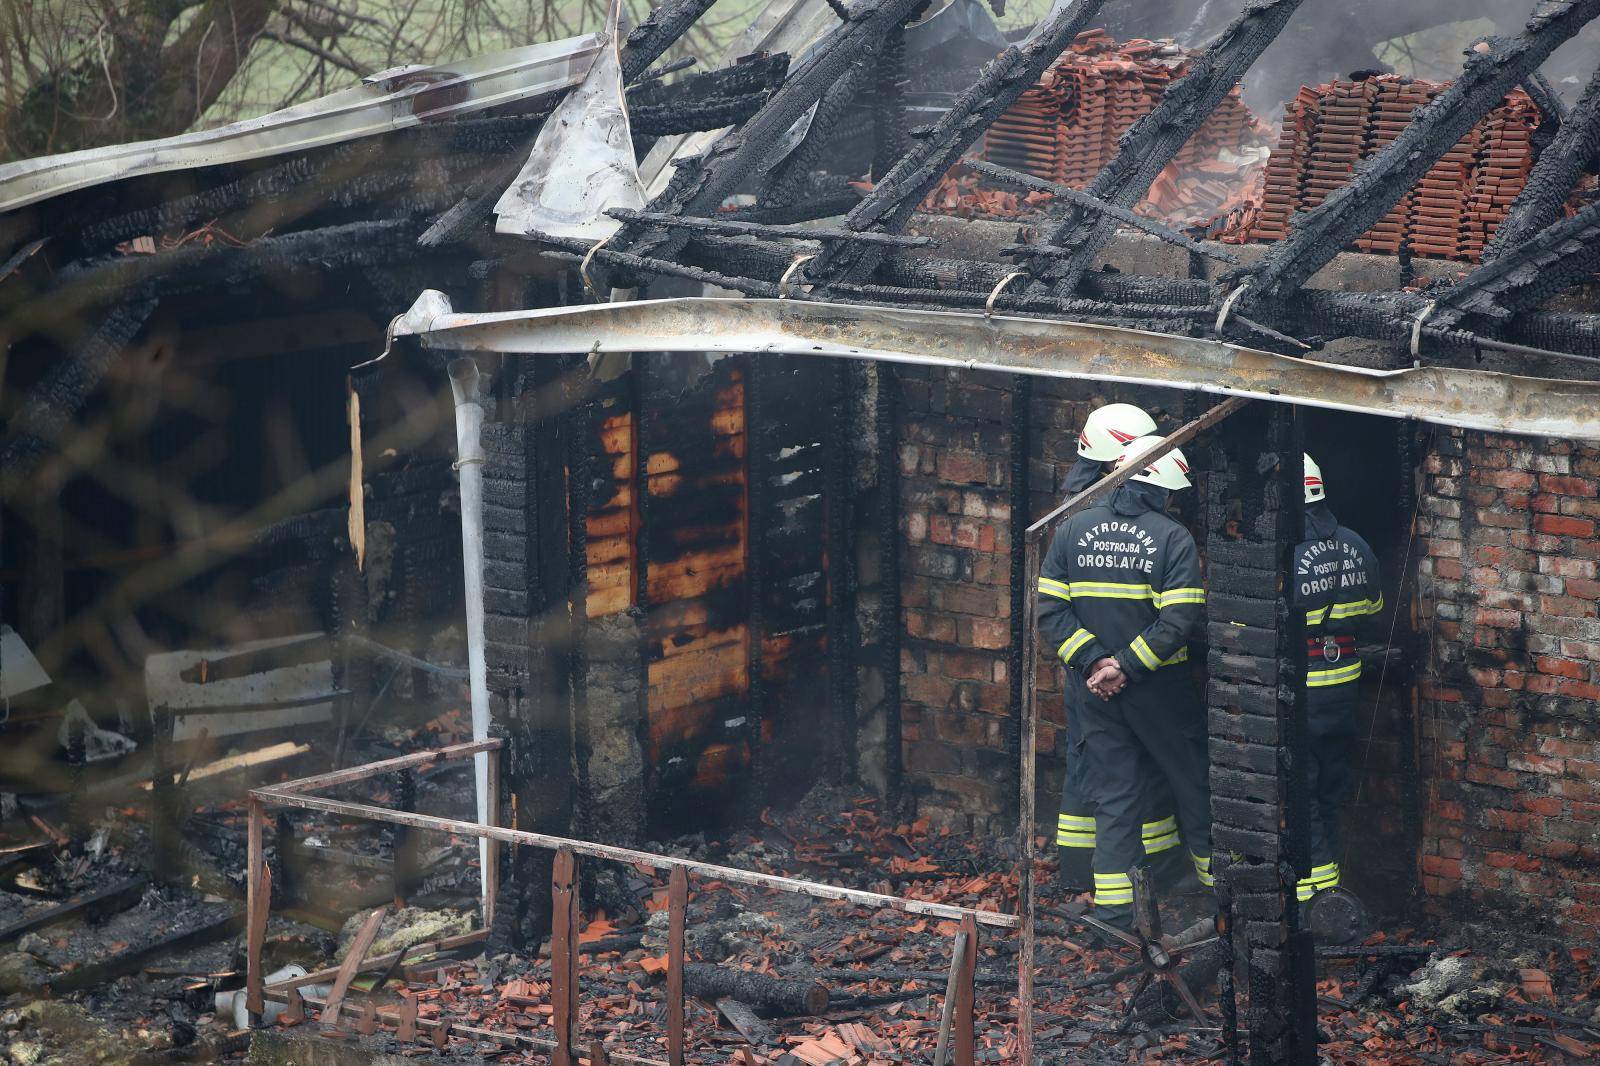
[235,783,1600,1065]
[1221,75,1547,259]
[921,30,1268,225]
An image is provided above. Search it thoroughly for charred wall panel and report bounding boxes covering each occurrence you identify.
[750,356,831,801]
[584,390,637,620]
[579,353,841,831]
[637,355,750,827]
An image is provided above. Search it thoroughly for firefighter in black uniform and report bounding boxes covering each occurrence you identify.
[1293,453,1384,903]
[1038,435,1212,928]
[1055,405,1186,892]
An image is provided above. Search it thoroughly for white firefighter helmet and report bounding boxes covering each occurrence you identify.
[1304,453,1326,503]
[1117,435,1192,490]
[1078,403,1158,462]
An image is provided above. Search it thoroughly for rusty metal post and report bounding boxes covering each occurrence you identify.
[668,865,688,1066]
[956,915,978,1066]
[245,795,268,1021]
[552,846,580,1066]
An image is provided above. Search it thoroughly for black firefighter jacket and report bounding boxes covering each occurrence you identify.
[1293,502,1384,723]
[1038,483,1205,684]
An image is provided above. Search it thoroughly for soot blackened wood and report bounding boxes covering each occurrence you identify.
[825,357,857,784]
[683,964,829,1016]
[637,356,750,826]
[483,348,577,951]
[749,356,831,800]
[1205,404,1315,1065]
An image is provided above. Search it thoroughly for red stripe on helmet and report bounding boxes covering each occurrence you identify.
[1108,428,1137,444]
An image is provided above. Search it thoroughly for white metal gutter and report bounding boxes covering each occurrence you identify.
[0,34,602,214]
[393,294,1600,440]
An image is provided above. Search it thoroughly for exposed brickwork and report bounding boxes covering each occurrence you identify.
[1417,429,1600,933]
[895,366,1017,832]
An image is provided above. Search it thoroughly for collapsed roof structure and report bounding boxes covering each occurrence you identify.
[6,1,1600,1064]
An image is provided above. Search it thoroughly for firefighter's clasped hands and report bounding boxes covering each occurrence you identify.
[1086,656,1127,700]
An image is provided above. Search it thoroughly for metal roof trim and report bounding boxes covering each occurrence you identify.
[396,295,1600,440]
[0,33,602,214]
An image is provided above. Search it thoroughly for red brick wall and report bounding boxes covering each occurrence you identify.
[895,366,1017,832]
[893,369,1195,834]
[1418,429,1600,931]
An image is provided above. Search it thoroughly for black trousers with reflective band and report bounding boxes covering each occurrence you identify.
[1301,681,1358,900]
[1075,667,1211,923]
[1058,674,1187,891]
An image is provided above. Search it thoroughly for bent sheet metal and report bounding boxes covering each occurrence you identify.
[0,34,602,213]
[395,295,1600,440]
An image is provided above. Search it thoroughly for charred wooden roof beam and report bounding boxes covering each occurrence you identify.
[1238,0,1600,308]
[1484,62,1600,262]
[1030,0,1309,295]
[803,0,1110,286]
[605,0,930,274]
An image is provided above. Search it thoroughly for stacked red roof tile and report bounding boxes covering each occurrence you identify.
[1232,75,1544,261]
[982,31,1263,193]
[924,30,1268,224]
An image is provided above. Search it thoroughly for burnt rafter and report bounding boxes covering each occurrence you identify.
[1429,200,1600,328]
[1028,0,1308,295]
[619,0,721,83]
[965,159,1239,263]
[803,0,1110,286]
[1484,63,1600,262]
[606,0,931,272]
[758,60,876,210]
[628,55,791,138]
[1238,0,1600,308]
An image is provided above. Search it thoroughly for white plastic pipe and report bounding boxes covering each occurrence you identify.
[448,357,492,921]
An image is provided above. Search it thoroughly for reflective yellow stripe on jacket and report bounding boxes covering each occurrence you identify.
[1058,629,1094,663]
[1038,577,1072,602]
[1131,636,1189,670]
[1306,593,1384,626]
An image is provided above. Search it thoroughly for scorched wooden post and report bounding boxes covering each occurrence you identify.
[668,865,688,1066]
[552,846,580,1066]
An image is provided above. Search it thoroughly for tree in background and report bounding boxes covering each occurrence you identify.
[0,0,733,162]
